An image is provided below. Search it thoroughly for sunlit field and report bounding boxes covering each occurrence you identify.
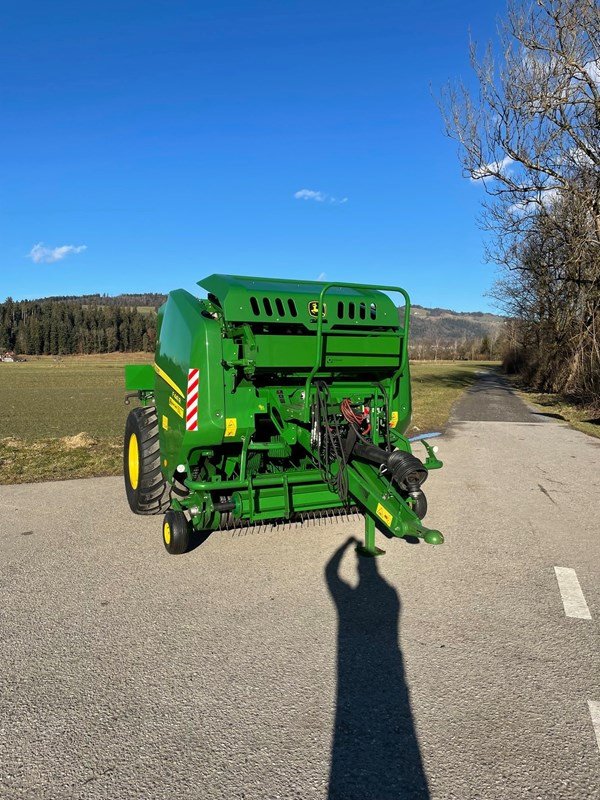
[0,356,495,484]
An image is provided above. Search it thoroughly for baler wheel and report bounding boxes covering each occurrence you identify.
[162,510,190,555]
[124,407,169,515]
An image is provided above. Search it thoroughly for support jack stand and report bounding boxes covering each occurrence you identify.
[356,514,386,557]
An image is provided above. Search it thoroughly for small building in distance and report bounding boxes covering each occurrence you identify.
[0,351,26,362]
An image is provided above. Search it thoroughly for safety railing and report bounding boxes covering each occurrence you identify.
[302,281,411,416]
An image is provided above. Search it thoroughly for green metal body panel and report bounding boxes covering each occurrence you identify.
[125,364,154,391]
[198,274,399,329]
[125,274,443,550]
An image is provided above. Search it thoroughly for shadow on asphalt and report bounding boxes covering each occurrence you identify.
[187,529,213,552]
[411,365,498,391]
[531,411,566,421]
[325,537,429,800]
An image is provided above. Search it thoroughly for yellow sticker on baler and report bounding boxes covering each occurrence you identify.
[168,395,184,418]
[225,418,238,437]
[390,411,399,428]
[162,414,169,430]
[376,503,393,526]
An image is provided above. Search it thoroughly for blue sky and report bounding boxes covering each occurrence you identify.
[0,0,507,311]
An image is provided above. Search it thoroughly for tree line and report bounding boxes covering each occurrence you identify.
[443,0,599,407]
[1,294,506,358]
[409,334,501,361]
[36,292,166,308]
[0,298,157,355]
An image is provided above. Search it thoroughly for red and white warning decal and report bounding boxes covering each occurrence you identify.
[186,368,199,431]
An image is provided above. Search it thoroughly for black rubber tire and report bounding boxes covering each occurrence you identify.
[162,510,190,555]
[410,491,427,520]
[124,406,169,515]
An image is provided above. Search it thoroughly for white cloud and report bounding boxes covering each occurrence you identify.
[582,59,599,85]
[294,189,348,205]
[470,155,514,182]
[567,145,594,169]
[317,272,327,281]
[28,242,87,264]
[508,186,561,215]
[294,189,327,202]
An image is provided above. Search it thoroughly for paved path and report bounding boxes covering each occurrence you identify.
[1,374,599,799]
[451,370,543,423]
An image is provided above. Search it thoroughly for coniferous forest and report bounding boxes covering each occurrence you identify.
[0,295,165,355]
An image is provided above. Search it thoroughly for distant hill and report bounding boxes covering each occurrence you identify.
[0,292,506,357]
[409,305,505,342]
[17,294,507,336]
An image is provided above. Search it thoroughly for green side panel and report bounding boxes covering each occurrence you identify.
[251,332,402,371]
[198,273,401,330]
[154,289,227,476]
[125,364,155,391]
[153,289,260,477]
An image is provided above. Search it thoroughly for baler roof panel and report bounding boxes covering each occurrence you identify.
[198,273,402,329]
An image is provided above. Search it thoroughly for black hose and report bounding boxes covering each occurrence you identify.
[352,442,428,491]
[314,381,349,502]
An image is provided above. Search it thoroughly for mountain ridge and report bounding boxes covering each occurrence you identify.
[0,293,506,355]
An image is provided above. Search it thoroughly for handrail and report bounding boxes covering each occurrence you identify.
[302,281,410,416]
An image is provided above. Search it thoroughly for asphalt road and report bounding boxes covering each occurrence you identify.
[1,373,599,799]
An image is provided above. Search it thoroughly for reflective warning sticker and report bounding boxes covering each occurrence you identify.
[186,369,199,431]
[376,503,393,526]
[389,411,399,428]
[224,418,237,437]
[162,414,169,430]
[169,395,184,419]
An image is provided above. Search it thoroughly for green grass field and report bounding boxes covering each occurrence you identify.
[0,356,494,484]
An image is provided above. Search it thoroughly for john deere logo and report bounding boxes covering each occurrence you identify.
[308,301,326,318]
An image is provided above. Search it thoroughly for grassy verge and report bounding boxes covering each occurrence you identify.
[0,356,494,484]
[509,381,600,440]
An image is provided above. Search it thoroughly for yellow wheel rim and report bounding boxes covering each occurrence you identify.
[163,520,172,545]
[128,433,140,490]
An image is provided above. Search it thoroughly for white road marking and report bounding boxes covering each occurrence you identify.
[554,567,592,619]
[588,701,600,753]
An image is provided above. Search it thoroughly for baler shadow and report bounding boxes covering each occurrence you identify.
[187,529,213,552]
[325,537,430,799]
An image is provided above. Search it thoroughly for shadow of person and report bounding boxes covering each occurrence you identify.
[325,536,430,800]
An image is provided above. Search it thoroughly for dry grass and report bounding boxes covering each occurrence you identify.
[0,435,121,482]
[0,356,492,484]
[511,384,600,440]
[0,354,152,484]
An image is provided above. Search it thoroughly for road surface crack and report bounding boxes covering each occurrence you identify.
[538,483,558,505]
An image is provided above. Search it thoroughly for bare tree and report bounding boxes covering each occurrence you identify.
[441,0,600,403]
